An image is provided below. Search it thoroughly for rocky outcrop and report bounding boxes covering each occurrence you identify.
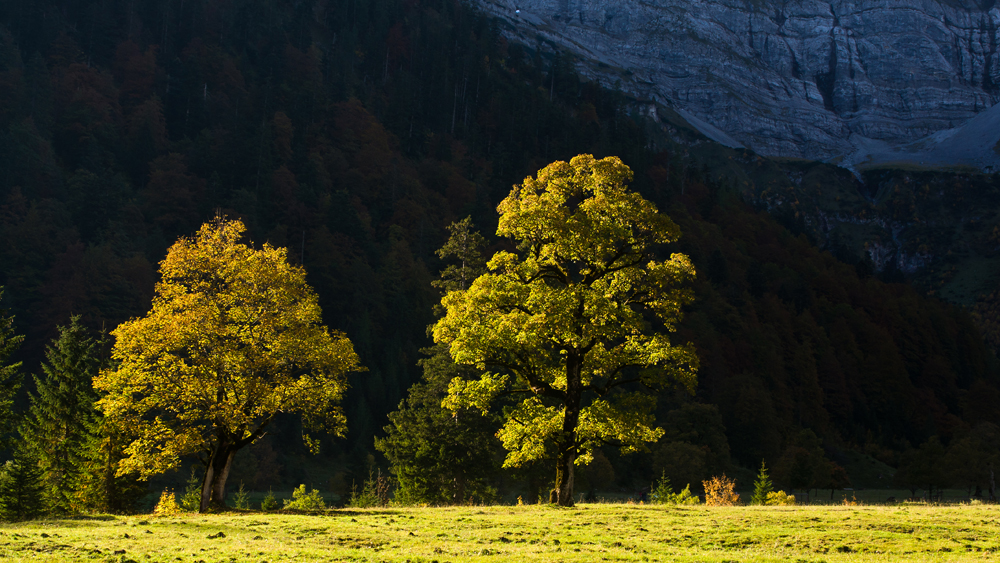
[470,0,1000,162]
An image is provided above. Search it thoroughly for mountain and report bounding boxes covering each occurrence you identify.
[470,0,1000,165]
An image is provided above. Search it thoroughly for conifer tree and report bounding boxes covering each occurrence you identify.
[750,460,774,505]
[377,217,503,504]
[20,316,104,513]
[0,450,45,521]
[0,288,25,452]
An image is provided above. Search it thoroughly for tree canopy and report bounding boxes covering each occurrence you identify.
[20,316,104,513]
[95,218,362,511]
[433,154,698,505]
[0,288,24,452]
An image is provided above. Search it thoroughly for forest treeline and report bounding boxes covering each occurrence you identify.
[0,0,997,508]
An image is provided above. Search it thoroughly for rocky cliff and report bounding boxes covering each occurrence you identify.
[470,0,1000,163]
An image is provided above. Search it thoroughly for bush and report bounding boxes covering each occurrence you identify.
[669,484,701,505]
[703,474,740,506]
[283,485,325,511]
[261,489,279,511]
[152,489,181,516]
[650,471,700,505]
[766,491,795,505]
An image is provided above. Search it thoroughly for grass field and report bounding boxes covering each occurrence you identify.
[1,502,998,563]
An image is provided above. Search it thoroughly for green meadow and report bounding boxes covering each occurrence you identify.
[1,503,997,563]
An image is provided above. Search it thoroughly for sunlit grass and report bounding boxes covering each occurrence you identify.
[0,503,997,562]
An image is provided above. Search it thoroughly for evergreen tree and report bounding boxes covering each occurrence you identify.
[0,450,45,521]
[77,416,147,514]
[0,288,25,453]
[20,316,104,513]
[376,218,502,504]
[750,460,774,505]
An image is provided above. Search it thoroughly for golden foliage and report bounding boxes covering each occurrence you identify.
[433,155,698,469]
[703,474,740,506]
[152,489,181,516]
[766,491,796,506]
[94,218,362,479]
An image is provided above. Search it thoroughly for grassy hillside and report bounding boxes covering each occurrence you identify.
[1,504,998,562]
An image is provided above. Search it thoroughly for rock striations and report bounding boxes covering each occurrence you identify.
[471,0,1000,164]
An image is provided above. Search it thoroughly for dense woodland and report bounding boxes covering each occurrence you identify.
[0,0,998,511]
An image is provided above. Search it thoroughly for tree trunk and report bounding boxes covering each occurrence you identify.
[551,354,581,507]
[200,439,237,512]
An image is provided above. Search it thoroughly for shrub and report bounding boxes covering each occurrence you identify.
[703,474,740,506]
[670,484,700,505]
[283,485,325,511]
[152,489,181,516]
[766,491,795,505]
[261,489,279,511]
[650,471,700,505]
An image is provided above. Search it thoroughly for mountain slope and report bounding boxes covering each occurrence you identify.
[470,0,1000,163]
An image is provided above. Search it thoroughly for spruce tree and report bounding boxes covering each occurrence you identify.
[376,218,502,504]
[20,316,103,513]
[750,459,775,505]
[0,288,25,452]
[0,450,45,521]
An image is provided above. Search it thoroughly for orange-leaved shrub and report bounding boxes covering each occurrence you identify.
[703,474,740,506]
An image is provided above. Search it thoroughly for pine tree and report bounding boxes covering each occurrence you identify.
[20,316,104,513]
[0,450,45,521]
[0,288,25,452]
[750,460,775,505]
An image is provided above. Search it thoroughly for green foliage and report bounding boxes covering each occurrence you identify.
[0,288,24,452]
[0,451,45,521]
[650,471,699,505]
[261,489,279,511]
[377,218,502,505]
[651,471,673,504]
[283,485,326,511]
[232,482,251,510]
[434,155,698,505]
[348,469,392,509]
[180,468,201,512]
[19,316,104,514]
[750,460,774,505]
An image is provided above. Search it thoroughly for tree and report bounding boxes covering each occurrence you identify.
[433,155,698,506]
[947,423,1000,499]
[95,218,363,511]
[0,450,45,521]
[377,218,502,505]
[894,436,949,500]
[20,316,104,513]
[0,288,24,452]
[750,460,774,505]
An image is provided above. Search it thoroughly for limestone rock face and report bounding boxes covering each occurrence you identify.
[471,0,1000,161]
